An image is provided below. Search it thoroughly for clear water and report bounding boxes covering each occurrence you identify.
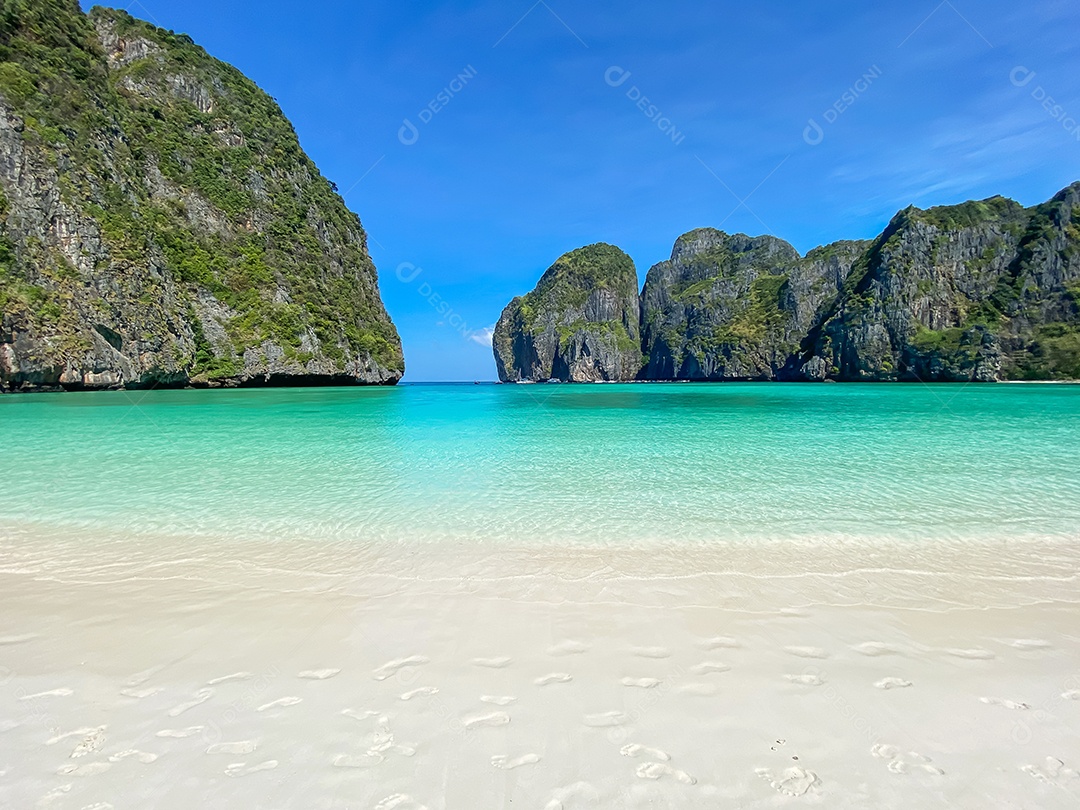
[2,382,1079,547]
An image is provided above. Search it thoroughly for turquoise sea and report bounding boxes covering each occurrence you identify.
[2,383,1079,547]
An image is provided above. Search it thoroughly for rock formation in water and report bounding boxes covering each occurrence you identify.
[788,187,1080,382]
[493,243,642,382]
[0,1,402,392]
[640,230,871,380]
[496,184,1080,382]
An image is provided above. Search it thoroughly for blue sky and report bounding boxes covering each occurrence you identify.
[92,0,1080,380]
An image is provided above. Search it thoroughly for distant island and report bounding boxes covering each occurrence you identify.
[494,185,1080,383]
[0,3,402,393]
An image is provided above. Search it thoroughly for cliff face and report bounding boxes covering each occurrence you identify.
[493,243,642,382]
[789,188,1080,382]
[639,229,870,380]
[495,185,1080,383]
[0,1,402,392]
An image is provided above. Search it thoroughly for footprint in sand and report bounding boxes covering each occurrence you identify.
[120,687,163,699]
[853,642,901,657]
[784,673,824,686]
[945,648,995,660]
[400,686,439,701]
[207,672,254,685]
[207,741,257,755]
[872,744,944,775]
[547,640,589,656]
[1022,756,1079,787]
[621,744,670,762]
[46,726,104,747]
[543,782,601,810]
[492,753,541,769]
[256,696,302,712]
[373,656,430,681]
[19,686,73,699]
[784,646,829,659]
[631,646,671,659]
[70,728,106,758]
[298,668,340,680]
[874,677,913,690]
[690,661,730,675]
[463,711,510,730]
[583,711,629,728]
[0,632,38,645]
[756,766,819,796]
[108,749,158,764]
[367,715,392,751]
[333,752,384,769]
[481,695,517,706]
[980,697,1030,710]
[168,688,213,717]
[125,665,165,687]
[341,714,413,761]
[698,636,740,650]
[678,683,720,697]
[621,677,661,689]
[224,760,278,777]
[157,727,204,738]
[1009,639,1052,650]
[37,784,72,803]
[57,761,112,777]
[374,795,428,810]
[342,708,380,721]
[471,656,513,668]
[636,762,696,784]
[534,672,572,686]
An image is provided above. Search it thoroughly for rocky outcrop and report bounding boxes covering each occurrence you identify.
[639,230,871,380]
[493,244,642,381]
[787,189,1080,381]
[494,185,1080,383]
[0,2,402,392]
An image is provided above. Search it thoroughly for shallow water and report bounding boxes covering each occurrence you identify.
[2,382,1079,547]
[3,383,1080,808]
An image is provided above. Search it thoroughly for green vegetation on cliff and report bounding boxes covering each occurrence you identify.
[0,1,402,391]
[912,196,1025,231]
[708,274,789,346]
[498,186,1080,383]
[520,243,638,334]
[493,243,642,382]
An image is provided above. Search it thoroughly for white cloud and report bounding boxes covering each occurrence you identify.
[469,325,496,347]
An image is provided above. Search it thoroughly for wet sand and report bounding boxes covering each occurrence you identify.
[2,526,1080,808]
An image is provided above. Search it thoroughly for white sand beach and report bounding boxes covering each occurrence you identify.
[2,525,1079,808]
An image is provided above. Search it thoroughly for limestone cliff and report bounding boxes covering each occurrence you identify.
[493,243,641,382]
[788,187,1080,381]
[0,1,402,391]
[495,185,1080,382]
[639,229,870,380]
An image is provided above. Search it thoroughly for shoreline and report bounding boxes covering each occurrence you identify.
[1,382,1077,807]
[3,377,1079,394]
[4,517,1080,606]
[3,525,1080,807]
